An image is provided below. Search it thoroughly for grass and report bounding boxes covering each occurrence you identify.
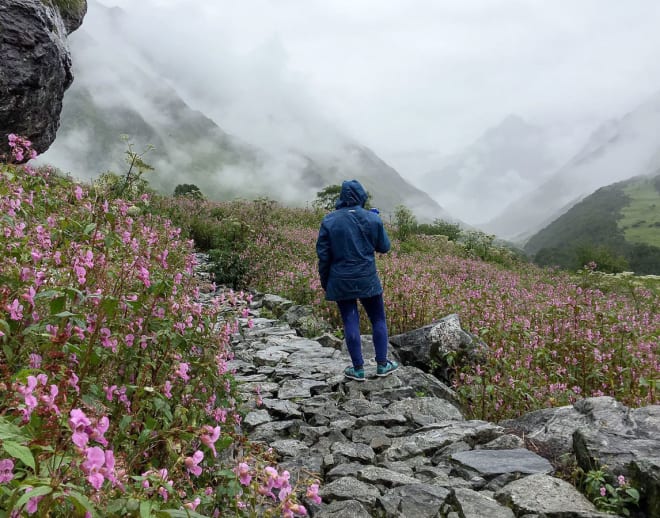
[619,177,660,247]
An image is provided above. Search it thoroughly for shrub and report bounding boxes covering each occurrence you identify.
[0,138,317,516]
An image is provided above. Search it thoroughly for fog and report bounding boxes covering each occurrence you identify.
[43,0,660,225]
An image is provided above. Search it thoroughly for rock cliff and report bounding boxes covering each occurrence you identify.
[0,0,87,158]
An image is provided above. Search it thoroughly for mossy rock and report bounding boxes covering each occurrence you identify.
[42,0,87,32]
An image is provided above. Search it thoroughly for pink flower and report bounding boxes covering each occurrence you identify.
[104,385,117,401]
[600,486,607,497]
[184,497,201,511]
[306,483,322,505]
[28,353,41,369]
[7,299,23,320]
[236,462,251,486]
[185,450,204,477]
[0,459,14,483]
[163,380,172,399]
[69,408,91,448]
[175,362,190,382]
[82,446,106,490]
[200,425,221,457]
[68,372,80,394]
[74,185,84,200]
[25,492,43,515]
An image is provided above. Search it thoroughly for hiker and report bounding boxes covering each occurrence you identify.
[315,179,399,381]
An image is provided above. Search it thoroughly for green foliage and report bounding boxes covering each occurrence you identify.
[313,184,342,211]
[457,230,496,261]
[173,183,204,199]
[576,244,629,274]
[580,469,640,516]
[207,217,254,289]
[93,138,155,201]
[393,205,417,242]
[416,219,462,241]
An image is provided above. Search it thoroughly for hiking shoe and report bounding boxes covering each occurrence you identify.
[344,366,365,382]
[376,360,399,377]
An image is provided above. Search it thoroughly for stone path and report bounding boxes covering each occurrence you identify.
[230,303,617,518]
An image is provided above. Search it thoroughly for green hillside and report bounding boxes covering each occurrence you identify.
[524,174,660,274]
[619,174,660,247]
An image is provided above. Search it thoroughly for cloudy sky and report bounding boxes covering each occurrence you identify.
[95,0,660,180]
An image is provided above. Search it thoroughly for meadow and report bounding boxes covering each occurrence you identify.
[0,135,658,515]
[162,196,659,423]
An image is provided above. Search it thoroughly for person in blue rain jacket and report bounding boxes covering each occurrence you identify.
[316,179,399,381]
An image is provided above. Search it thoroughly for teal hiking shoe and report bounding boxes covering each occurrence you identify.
[376,360,399,377]
[344,366,365,382]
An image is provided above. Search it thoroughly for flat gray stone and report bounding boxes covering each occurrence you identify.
[254,347,289,366]
[278,378,328,399]
[331,441,376,462]
[315,499,371,518]
[452,487,515,518]
[383,421,502,461]
[319,476,381,506]
[270,439,309,458]
[260,397,302,417]
[378,483,451,518]
[451,448,553,477]
[495,473,612,518]
[388,397,464,423]
[243,409,271,428]
[357,466,419,487]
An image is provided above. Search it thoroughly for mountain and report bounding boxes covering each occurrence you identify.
[483,92,660,240]
[421,115,560,225]
[40,1,452,221]
[524,173,660,274]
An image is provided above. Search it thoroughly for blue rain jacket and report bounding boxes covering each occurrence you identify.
[316,180,391,301]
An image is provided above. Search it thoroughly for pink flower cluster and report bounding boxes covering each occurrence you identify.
[68,409,120,490]
[16,374,60,421]
[234,462,320,517]
[7,134,37,162]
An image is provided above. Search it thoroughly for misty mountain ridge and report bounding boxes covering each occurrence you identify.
[41,1,452,222]
[524,173,660,274]
[483,90,660,241]
[421,114,562,225]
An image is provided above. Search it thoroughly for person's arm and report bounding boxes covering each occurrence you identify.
[375,222,391,254]
[316,223,332,290]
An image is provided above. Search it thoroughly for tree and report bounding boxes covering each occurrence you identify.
[394,205,417,241]
[313,184,342,211]
[576,244,629,274]
[174,183,205,199]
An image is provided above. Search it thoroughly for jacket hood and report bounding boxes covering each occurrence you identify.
[335,180,368,209]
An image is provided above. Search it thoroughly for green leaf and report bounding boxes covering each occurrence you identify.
[55,490,97,517]
[2,440,35,470]
[14,485,52,511]
[625,487,640,500]
[0,418,28,442]
[140,499,156,518]
[54,311,77,318]
[84,223,97,235]
[0,319,10,336]
[157,510,207,518]
[49,296,67,316]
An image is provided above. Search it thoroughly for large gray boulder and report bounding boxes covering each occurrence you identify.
[0,0,87,157]
[389,314,487,383]
[503,397,660,517]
